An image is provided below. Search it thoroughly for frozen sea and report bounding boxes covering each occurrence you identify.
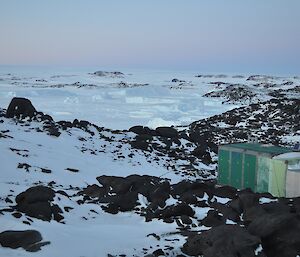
[0,66,242,129]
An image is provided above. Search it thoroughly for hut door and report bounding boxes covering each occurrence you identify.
[218,149,230,185]
[231,152,243,188]
[244,154,256,191]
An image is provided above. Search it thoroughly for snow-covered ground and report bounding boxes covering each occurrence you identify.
[1,67,299,257]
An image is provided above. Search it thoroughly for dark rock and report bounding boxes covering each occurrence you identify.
[191,146,211,164]
[242,205,267,225]
[229,198,243,214]
[148,181,170,207]
[210,202,240,223]
[92,71,124,77]
[5,197,13,203]
[201,210,225,227]
[40,168,52,174]
[56,190,69,197]
[171,181,212,199]
[16,186,55,204]
[17,163,31,172]
[15,186,62,222]
[155,127,178,138]
[12,212,22,218]
[81,184,106,198]
[117,192,138,212]
[248,213,300,257]
[203,84,256,104]
[47,126,61,137]
[57,120,73,130]
[261,201,290,214]
[147,233,160,241]
[73,119,90,129]
[171,78,185,83]
[51,204,64,222]
[179,193,198,204]
[159,203,195,219]
[153,248,165,256]
[18,201,53,221]
[136,134,153,141]
[181,215,192,225]
[6,97,36,119]
[182,225,261,257]
[248,213,297,238]
[0,230,48,252]
[65,168,79,173]
[129,125,153,135]
[130,140,149,151]
[25,241,51,252]
[96,175,170,214]
[238,191,259,211]
[213,185,237,199]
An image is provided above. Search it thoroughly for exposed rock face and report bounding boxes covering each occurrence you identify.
[6,97,36,118]
[0,230,49,252]
[15,186,63,222]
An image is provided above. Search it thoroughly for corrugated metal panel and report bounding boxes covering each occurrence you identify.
[257,156,271,193]
[270,160,287,197]
[244,154,256,191]
[218,149,230,185]
[231,151,243,188]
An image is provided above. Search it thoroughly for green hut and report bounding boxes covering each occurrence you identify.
[218,143,300,197]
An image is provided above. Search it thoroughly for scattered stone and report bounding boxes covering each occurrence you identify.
[0,230,49,252]
[17,163,31,173]
[65,168,79,173]
[12,212,22,218]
